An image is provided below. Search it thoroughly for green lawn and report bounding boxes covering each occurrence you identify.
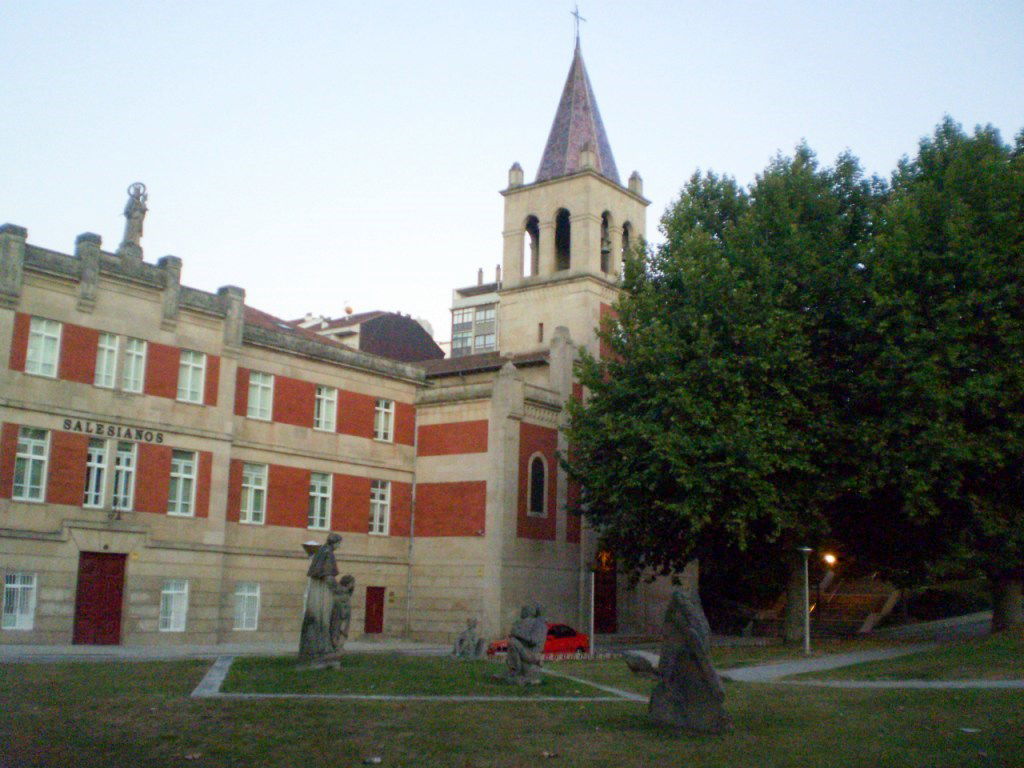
[796,628,1024,681]
[1,655,1021,767]
[224,654,609,697]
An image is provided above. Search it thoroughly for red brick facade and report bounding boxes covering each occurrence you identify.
[517,422,558,541]
[135,444,172,514]
[415,481,487,537]
[274,376,316,428]
[57,325,99,384]
[7,313,30,372]
[416,420,489,456]
[144,342,180,400]
[338,391,376,439]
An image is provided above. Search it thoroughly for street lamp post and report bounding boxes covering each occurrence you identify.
[799,547,813,655]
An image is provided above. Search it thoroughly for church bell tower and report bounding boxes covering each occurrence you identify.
[498,40,649,358]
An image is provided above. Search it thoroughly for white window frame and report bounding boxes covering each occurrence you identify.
[159,579,188,632]
[233,581,260,631]
[2,572,38,630]
[369,479,390,535]
[111,441,136,512]
[247,371,274,421]
[527,452,548,518]
[13,427,49,502]
[176,350,206,404]
[475,306,496,323]
[240,463,267,525]
[83,438,108,508]
[373,399,394,442]
[168,450,197,517]
[25,317,61,378]
[474,332,496,352]
[308,472,332,530]
[314,385,337,432]
[94,332,119,389]
[122,338,147,393]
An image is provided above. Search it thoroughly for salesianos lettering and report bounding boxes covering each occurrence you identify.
[62,419,165,444]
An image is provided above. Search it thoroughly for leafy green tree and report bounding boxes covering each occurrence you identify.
[861,118,1024,630]
[564,149,884,641]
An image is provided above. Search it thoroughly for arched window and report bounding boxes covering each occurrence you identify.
[524,216,540,277]
[555,209,571,271]
[621,221,632,266]
[600,211,612,273]
[528,454,547,516]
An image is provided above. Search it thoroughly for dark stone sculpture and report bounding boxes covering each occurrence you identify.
[626,588,731,733]
[299,533,351,663]
[499,604,547,684]
[451,618,486,659]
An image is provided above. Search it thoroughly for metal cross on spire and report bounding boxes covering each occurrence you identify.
[571,4,587,44]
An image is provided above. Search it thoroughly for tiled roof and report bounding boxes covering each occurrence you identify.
[420,350,549,378]
[535,41,620,185]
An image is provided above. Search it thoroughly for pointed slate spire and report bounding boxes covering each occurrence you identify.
[536,41,621,185]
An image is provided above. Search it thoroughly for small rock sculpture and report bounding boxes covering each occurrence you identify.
[625,588,732,733]
[451,618,486,659]
[499,604,547,684]
[299,533,350,663]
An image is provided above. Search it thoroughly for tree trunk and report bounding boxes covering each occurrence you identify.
[990,576,1023,632]
[783,557,805,644]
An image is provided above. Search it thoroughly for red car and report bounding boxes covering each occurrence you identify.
[487,622,590,656]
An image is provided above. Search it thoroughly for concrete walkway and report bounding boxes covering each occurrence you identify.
[0,639,447,664]
[719,642,938,682]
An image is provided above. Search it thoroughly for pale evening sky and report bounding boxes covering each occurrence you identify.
[2,1,1022,344]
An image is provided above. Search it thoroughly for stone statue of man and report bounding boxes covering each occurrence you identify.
[118,182,148,260]
[503,603,547,684]
[299,533,343,661]
[452,617,485,659]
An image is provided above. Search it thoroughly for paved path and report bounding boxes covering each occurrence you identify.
[782,679,1024,689]
[719,642,938,682]
[0,639,447,664]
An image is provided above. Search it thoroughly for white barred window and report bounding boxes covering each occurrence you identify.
[247,372,274,421]
[83,439,108,508]
[122,338,147,393]
[168,451,196,517]
[240,463,267,524]
[308,472,331,530]
[111,441,136,512]
[13,428,48,502]
[314,385,337,431]
[369,479,390,535]
[2,572,37,630]
[94,333,119,388]
[159,579,188,632]
[176,350,206,404]
[25,317,61,378]
[233,582,260,631]
[373,399,394,442]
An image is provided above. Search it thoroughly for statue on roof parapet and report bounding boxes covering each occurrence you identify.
[117,182,148,262]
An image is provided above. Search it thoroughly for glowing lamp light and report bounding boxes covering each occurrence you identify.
[823,553,837,567]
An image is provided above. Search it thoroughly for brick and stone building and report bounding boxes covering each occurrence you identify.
[0,42,683,648]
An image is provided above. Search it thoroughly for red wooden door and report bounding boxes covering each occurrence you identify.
[594,550,618,634]
[73,552,127,645]
[364,586,385,634]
